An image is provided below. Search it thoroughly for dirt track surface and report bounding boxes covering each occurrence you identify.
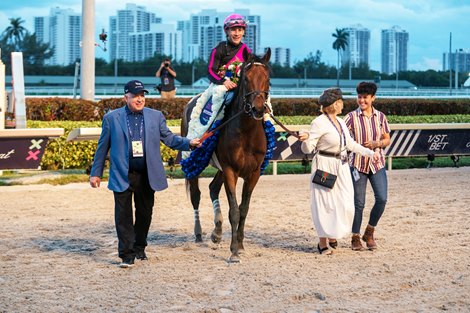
[1,168,469,312]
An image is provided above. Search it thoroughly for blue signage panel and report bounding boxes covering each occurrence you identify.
[176,128,470,164]
[0,138,49,169]
[385,129,470,156]
[272,129,470,161]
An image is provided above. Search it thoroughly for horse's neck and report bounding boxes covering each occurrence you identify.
[225,112,261,137]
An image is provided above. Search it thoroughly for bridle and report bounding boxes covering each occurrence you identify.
[241,62,270,120]
[241,61,300,138]
[198,60,271,142]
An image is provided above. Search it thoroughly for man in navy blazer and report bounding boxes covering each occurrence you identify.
[90,80,201,268]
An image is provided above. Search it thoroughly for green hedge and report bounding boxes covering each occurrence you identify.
[26,98,101,121]
[30,114,470,170]
[23,97,470,170]
[29,120,179,170]
[270,97,470,116]
[25,97,470,121]
[277,114,470,125]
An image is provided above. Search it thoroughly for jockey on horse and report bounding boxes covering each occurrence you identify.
[184,13,272,151]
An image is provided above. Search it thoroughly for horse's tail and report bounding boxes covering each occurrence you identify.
[181,94,202,137]
[185,178,190,199]
[185,177,199,200]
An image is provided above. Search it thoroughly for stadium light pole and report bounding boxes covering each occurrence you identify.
[449,32,452,95]
[395,34,399,94]
[455,49,459,90]
[80,0,95,100]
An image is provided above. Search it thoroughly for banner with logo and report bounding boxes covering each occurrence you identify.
[0,138,49,169]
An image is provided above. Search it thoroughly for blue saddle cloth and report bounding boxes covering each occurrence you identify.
[180,119,276,179]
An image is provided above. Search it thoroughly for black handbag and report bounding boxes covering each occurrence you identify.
[312,169,337,189]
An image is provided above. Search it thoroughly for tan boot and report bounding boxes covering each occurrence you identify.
[362,225,377,250]
[351,234,365,251]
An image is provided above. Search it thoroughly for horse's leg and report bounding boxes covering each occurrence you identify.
[188,177,203,242]
[237,173,261,253]
[223,169,241,263]
[209,171,224,244]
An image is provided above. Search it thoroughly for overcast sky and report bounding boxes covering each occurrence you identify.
[1,0,469,71]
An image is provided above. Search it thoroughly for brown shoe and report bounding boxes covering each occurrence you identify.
[362,225,377,250]
[351,234,365,251]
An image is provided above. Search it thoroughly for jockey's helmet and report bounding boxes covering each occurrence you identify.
[223,14,248,30]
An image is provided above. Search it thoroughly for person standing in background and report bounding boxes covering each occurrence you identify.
[156,58,176,99]
[344,81,391,251]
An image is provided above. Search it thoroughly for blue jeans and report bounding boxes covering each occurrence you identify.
[351,167,388,234]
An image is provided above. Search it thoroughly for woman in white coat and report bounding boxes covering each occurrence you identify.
[299,88,380,255]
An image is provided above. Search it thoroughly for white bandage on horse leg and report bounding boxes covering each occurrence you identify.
[212,199,221,215]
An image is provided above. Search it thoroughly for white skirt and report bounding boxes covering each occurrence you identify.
[309,154,355,239]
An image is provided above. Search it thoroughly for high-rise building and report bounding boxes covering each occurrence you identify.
[178,9,261,63]
[443,49,470,73]
[34,7,82,65]
[109,4,179,62]
[343,24,370,67]
[34,16,49,44]
[271,47,291,67]
[177,21,195,62]
[381,25,409,75]
[128,24,182,62]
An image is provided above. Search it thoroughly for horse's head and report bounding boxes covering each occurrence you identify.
[239,48,271,120]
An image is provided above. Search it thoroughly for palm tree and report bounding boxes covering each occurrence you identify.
[21,32,54,65]
[332,28,349,87]
[2,17,27,50]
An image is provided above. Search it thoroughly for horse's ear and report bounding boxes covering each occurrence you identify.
[263,48,271,63]
[243,46,250,62]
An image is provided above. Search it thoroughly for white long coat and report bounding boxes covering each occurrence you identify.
[301,114,374,238]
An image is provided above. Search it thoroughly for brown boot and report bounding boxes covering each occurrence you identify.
[351,234,365,251]
[362,225,377,250]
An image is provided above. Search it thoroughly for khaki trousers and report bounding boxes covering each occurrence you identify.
[161,90,176,99]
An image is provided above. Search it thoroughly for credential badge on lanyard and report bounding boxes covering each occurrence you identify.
[128,116,144,157]
[132,141,144,157]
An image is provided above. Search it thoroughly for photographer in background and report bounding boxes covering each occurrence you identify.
[156,58,176,99]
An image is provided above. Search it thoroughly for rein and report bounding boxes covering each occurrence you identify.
[268,113,300,139]
[199,109,245,142]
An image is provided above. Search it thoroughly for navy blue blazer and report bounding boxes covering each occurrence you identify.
[90,106,190,192]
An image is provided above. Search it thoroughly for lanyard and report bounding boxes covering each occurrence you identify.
[127,114,144,140]
[325,113,346,152]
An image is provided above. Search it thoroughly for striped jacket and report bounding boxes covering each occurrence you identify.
[344,107,390,174]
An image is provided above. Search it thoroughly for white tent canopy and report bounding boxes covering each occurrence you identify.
[464,76,470,88]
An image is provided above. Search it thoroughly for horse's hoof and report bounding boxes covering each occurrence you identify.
[195,234,203,243]
[210,232,222,244]
[228,254,241,263]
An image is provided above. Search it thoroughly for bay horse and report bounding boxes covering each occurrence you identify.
[181,48,271,262]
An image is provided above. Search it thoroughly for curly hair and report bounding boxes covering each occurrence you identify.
[356,81,377,96]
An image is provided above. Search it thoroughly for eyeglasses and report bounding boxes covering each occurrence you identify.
[224,18,247,28]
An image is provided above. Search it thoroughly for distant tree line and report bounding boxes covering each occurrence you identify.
[1,18,467,88]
